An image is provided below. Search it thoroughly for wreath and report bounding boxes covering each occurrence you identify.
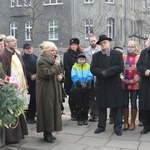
[0,63,25,128]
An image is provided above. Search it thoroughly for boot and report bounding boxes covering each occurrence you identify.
[123,109,129,130]
[129,109,137,131]
[44,131,54,143]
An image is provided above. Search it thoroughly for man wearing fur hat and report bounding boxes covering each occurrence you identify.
[90,34,124,136]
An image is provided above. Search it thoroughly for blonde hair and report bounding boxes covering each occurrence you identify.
[128,40,138,51]
[40,41,57,52]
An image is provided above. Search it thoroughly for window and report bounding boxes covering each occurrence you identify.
[48,20,58,40]
[107,18,115,38]
[24,0,31,6]
[105,0,114,4]
[10,22,17,39]
[16,0,23,7]
[43,0,63,5]
[85,18,93,39]
[10,0,15,7]
[84,0,94,4]
[25,21,32,41]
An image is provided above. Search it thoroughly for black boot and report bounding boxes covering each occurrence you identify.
[43,131,54,143]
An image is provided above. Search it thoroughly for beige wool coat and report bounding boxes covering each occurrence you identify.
[36,52,64,132]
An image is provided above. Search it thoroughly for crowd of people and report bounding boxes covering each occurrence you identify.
[0,32,150,145]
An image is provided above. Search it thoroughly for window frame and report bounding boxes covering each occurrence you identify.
[24,0,31,7]
[105,0,114,4]
[10,0,15,7]
[107,18,115,39]
[84,0,94,4]
[16,0,23,7]
[10,22,17,39]
[48,20,59,41]
[43,0,63,6]
[84,18,93,39]
[25,21,32,41]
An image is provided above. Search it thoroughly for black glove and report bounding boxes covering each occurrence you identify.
[81,82,87,89]
[76,80,81,87]
[100,71,108,78]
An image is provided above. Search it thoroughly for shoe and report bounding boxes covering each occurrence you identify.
[109,117,114,124]
[27,119,34,124]
[52,135,56,140]
[83,120,88,125]
[44,131,54,143]
[115,131,122,136]
[71,117,76,121]
[140,128,150,134]
[77,121,83,126]
[89,116,94,122]
[94,127,105,134]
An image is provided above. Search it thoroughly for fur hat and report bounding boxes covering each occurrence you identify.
[70,38,80,45]
[96,34,112,44]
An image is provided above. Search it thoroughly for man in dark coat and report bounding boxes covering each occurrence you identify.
[22,43,38,124]
[137,46,150,134]
[90,35,124,136]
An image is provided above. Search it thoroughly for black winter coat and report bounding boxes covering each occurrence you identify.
[137,48,150,110]
[22,53,38,98]
[90,49,124,108]
[63,49,81,95]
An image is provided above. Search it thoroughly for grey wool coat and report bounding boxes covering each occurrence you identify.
[36,52,64,132]
[90,49,124,108]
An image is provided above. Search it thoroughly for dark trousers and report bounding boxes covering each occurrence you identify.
[28,96,36,119]
[140,109,150,130]
[97,107,122,132]
[89,84,98,118]
[75,90,90,121]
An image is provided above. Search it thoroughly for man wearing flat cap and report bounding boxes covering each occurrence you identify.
[90,34,124,136]
[22,43,38,124]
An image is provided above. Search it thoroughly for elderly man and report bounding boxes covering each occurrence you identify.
[0,35,28,143]
[90,34,124,136]
[84,34,101,122]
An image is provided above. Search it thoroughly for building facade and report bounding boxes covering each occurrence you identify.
[0,0,148,50]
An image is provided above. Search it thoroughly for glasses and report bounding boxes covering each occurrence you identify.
[127,46,135,48]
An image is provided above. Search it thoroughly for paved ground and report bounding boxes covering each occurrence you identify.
[2,101,150,150]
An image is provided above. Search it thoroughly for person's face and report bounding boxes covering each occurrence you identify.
[24,47,33,55]
[0,41,4,52]
[45,49,57,58]
[127,43,136,54]
[5,38,17,50]
[77,57,86,64]
[100,40,111,51]
[89,37,97,48]
[70,43,78,51]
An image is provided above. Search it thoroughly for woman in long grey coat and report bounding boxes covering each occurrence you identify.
[36,41,64,143]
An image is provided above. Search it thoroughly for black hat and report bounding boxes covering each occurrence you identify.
[77,53,86,59]
[70,38,80,45]
[96,34,112,44]
[23,43,31,49]
[114,46,123,50]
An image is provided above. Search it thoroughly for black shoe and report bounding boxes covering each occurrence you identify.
[83,120,88,125]
[44,131,54,143]
[115,131,122,136]
[77,121,83,126]
[94,127,105,134]
[52,135,56,140]
[27,119,34,124]
[109,117,114,124]
[140,129,150,134]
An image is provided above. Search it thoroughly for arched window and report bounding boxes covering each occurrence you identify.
[107,18,115,38]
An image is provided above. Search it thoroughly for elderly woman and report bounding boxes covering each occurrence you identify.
[36,41,64,143]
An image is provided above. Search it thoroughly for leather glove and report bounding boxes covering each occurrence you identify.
[81,82,87,89]
[100,71,108,78]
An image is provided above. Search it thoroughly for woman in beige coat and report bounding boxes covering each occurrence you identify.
[36,41,64,143]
